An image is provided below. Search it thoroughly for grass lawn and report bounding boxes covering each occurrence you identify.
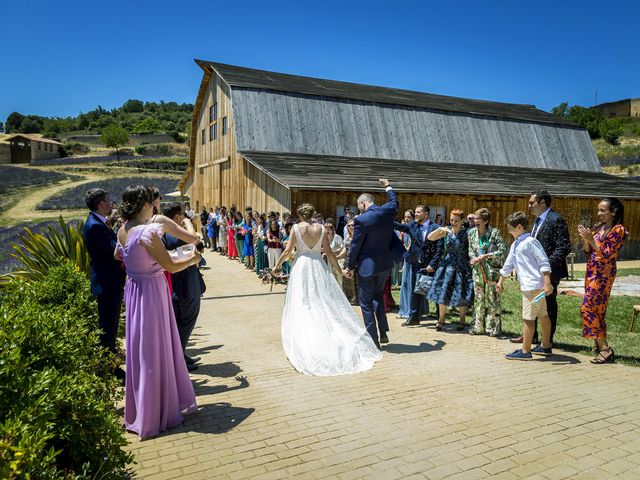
[392,268,640,366]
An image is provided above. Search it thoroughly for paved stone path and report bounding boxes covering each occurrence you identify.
[125,251,640,479]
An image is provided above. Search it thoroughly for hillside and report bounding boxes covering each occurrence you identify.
[2,99,194,140]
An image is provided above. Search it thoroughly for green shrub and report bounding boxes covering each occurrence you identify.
[133,143,189,157]
[0,263,132,479]
[62,142,91,156]
[599,118,625,145]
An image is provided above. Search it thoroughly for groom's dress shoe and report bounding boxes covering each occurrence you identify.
[402,319,420,327]
[185,356,201,365]
[380,333,389,344]
[187,363,199,372]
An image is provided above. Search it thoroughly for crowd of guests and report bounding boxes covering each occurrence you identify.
[81,185,628,438]
[392,191,628,364]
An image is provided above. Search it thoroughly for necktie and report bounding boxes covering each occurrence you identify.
[532,217,542,238]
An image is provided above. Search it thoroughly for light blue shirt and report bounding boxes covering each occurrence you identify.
[500,233,551,291]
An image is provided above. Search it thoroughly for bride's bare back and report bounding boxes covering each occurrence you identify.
[296,222,324,249]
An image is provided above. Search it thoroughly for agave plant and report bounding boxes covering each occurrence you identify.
[0,217,90,284]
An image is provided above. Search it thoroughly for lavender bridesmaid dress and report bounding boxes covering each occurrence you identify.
[119,223,197,438]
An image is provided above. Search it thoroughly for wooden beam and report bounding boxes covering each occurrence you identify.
[199,156,231,168]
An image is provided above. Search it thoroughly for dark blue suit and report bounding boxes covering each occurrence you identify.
[394,220,443,321]
[348,188,400,346]
[165,233,202,355]
[82,211,126,353]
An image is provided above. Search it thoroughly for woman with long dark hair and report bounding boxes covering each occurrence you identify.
[116,185,200,438]
[578,197,628,364]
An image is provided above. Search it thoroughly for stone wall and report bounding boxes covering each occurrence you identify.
[594,99,631,118]
[31,141,60,161]
[0,144,10,164]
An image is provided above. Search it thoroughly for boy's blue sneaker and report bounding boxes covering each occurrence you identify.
[531,345,553,356]
[505,349,533,361]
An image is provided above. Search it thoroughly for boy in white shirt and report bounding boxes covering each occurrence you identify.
[497,212,554,360]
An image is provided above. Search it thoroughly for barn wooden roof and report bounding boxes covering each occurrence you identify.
[241,151,640,199]
[197,60,576,127]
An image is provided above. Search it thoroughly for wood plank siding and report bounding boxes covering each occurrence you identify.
[183,69,290,213]
[232,89,599,172]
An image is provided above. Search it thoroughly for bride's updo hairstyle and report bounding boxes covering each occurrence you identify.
[120,185,153,221]
[296,203,315,221]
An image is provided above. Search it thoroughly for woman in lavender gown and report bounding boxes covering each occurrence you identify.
[116,185,201,439]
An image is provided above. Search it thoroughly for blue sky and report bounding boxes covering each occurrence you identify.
[2,0,638,122]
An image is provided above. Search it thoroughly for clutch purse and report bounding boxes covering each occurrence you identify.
[413,271,433,296]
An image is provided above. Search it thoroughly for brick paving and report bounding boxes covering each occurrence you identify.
[125,251,640,479]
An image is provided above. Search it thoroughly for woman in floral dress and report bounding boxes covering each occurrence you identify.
[468,208,506,336]
[578,197,628,364]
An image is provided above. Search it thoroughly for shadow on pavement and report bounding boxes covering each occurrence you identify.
[549,354,581,365]
[181,402,255,434]
[193,375,250,396]
[384,339,445,354]
[186,344,223,357]
[202,291,285,301]
[197,361,243,378]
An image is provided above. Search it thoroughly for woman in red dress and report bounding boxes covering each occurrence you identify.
[226,212,238,259]
[578,197,628,364]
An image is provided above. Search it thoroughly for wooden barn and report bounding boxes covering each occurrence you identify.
[179,60,640,258]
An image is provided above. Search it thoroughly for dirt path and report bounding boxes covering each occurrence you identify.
[2,168,181,225]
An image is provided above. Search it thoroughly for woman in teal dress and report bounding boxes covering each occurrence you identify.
[254,213,268,274]
[233,212,245,264]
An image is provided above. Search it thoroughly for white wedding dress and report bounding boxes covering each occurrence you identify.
[281,224,382,376]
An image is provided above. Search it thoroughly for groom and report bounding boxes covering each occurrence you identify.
[345,179,402,349]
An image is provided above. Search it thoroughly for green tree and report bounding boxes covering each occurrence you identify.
[566,106,604,139]
[122,99,144,113]
[5,112,25,133]
[550,102,569,118]
[133,116,161,134]
[599,118,624,145]
[0,121,4,133]
[100,123,129,159]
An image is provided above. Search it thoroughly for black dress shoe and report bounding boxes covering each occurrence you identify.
[187,363,199,372]
[185,356,201,365]
[380,333,389,344]
[402,318,420,326]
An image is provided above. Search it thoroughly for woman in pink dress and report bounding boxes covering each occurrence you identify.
[116,185,200,439]
[226,211,238,259]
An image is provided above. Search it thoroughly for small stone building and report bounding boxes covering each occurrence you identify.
[594,98,640,118]
[0,134,62,164]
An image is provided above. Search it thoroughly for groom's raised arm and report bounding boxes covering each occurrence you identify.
[379,180,398,218]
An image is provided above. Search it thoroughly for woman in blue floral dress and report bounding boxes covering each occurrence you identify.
[427,208,474,331]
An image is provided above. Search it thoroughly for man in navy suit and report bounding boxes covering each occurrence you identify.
[163,202,203,372]
[346,179,402,348]
[394,205,443,326]
[82,188,126,375]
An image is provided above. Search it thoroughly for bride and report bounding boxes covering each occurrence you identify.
[273,203,382,376]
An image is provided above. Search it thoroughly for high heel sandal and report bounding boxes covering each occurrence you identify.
[590,347,615,364]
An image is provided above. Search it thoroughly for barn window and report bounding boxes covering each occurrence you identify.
[201,129,205,145]
[37,142,41,150]
[209,124,217,141]
[210,103,217,122]
[222,116,228,135]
